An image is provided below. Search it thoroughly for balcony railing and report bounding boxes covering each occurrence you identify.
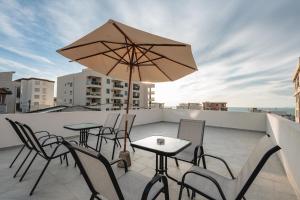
[86,92,101,96]
[133,85,140,90]
[113,84,123,88]
[133,95,140,98]
[113,93,123,97]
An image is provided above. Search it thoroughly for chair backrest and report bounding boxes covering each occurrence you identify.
[103,113,120,128]
[17,123,47,156]
[178,119,205,151]
[118,114,136,135]
[63,141,124,200]
[235,135,281,199]
[5,118,32,149]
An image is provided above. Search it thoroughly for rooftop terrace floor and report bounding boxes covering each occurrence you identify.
[0,122,297,200]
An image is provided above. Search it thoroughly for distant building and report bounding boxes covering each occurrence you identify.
[203,102,228,111]
[176,103,202,110]
[150,102,165,109]
[15,78,55,112]
[57,69,154,111]
[0,72,19,113]
[292,57,300,123]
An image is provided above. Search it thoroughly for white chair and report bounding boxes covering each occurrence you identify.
[63,141,169,200]
[173,119,206,166]
[178,135,281,200]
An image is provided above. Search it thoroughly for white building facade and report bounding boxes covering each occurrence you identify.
[0,72,20,113]
[15,78,54,112]
[57,69,155,111]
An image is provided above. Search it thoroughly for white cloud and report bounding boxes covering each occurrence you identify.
[0,57,40,73]
[0,44,54,64]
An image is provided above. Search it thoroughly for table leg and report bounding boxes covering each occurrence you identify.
[79,130,83,146]
[164,156,178,182]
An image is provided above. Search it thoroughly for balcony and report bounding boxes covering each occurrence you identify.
[133,84,140,90]
[112,93,123,98]
[113,84,124,89]
[0,109,299,199]
[86,92,101,97]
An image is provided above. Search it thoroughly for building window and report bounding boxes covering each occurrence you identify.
[42,88,46,94]
[70,90,72,95]
[64,98,66,102]
[69,99,72,104]
[34,88,40,92]
[42,95,46,100]
[33,102,39,106]
[125,83,128,87]
[106,98,110,104]
[125,91,128,96]
[69,82,72,87]
[34,95,39,99]
[106,89,110,94]
[35,80,40,85]
[107,79,110,84]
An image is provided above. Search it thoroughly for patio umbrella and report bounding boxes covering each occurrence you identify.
[57,19,197,164]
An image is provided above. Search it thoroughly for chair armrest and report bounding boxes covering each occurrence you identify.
[101,127,113,134]
[181,170,226,200]
[110,159,128,172]
[88,126,103,136]
[34,130,50,137]
[41,135,64,146]
[142,174,168,200]
[193,145,200,165]
[198,154,235,179]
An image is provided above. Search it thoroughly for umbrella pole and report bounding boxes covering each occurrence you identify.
[118,64,133,168]
[124,65,133,152]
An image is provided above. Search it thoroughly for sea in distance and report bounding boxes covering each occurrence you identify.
[228,107,295,116]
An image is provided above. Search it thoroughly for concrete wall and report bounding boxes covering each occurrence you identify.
[0,109,163,149]
[163,109,266,132]
[266,114,300,198]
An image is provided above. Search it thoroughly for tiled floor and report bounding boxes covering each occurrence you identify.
[0,122,297,200]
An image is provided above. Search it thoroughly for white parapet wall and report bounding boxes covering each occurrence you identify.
[266,114,300,198]
[0,109,163,149]
[163,109,266,132]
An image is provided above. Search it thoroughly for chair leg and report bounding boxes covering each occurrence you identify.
[95,134,100,151]
[59,155,62,164]
[14,149,32,178]
[29,159,52,196]
[175,158,179,167]
[9,145,25,168]
[128,137,135,152]
[111,140,117,160]
[65,154,69,166]
[90,194,95,200]
[99,136,104,152]
[186,188,190,198]
[192,190,196,199]
[19,152,38,182]
[200,146,206,169]
[178,185,184,200]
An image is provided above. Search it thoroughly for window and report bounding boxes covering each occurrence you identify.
[69,82,72,87]
[69,99,72,104]
[106,108,109,111]
[35,80,40,85]
[125,91,128,96]
[34,88,40,92]
[64,98,66,102]
[42,88,47,94]
[106,98,110,104]
[125,83,128,87]
[70,90,72,95]
[42,95,46,100]
[106,89,110,94]
[34,95,39,99]
[33,102,39,106]
[106,79,110,84]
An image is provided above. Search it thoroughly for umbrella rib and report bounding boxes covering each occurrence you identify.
[101,41,129,64]
[134,50,142,81]
[70,46,127,62]
[136,46,172,81]
[58,40,128,52]
[135,43,187,47]
[112,22,134,45]
[103,53,127,64]
[138,46,196,70]
[106,46,133,76]
[137,56,164,65]
[134,45,154,64]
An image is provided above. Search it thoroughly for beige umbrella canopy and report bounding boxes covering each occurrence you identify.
[57,19,197,157]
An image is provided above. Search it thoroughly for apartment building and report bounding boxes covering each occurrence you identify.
[0,72,20,113]
[292,57,300,123]
[57,69,154,111]
[176,103,202,110]
[202,101,228,111]
[15,78,54,112]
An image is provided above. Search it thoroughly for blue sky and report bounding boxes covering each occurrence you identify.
[0,0,299,107]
